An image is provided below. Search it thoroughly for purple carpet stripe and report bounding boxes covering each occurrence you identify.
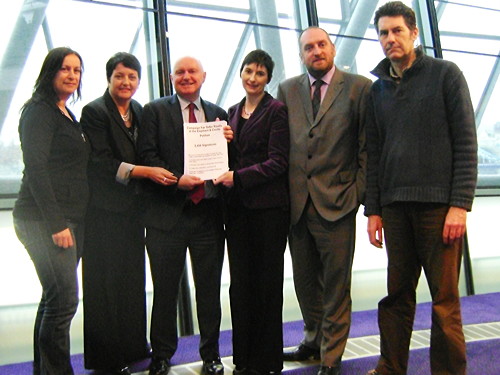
[1,292,499,374]
[285,339,500,375]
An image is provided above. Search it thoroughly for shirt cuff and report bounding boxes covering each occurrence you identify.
[116,162,135,185]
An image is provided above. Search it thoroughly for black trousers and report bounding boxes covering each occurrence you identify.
[147,199,225,361]
[226,204,289,373]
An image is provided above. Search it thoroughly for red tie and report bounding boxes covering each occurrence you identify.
[188,102,205,204]
[188,102,197,123]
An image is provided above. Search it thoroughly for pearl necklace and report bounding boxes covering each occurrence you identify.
[121,108,131,122]
[243,105,253,117]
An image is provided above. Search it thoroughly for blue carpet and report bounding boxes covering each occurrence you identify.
[1,292,499,374]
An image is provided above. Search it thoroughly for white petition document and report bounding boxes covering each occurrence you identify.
[183,120,229,180]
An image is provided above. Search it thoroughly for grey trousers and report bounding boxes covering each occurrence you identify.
[289,199,357,367]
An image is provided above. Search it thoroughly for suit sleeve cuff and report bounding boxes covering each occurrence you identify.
[116,162,135,185]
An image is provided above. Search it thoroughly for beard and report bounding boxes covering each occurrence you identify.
[306,61,333,79]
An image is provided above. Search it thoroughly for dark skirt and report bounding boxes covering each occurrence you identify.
[82,204,149,370]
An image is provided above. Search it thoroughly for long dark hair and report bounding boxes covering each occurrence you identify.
[22,47,83,111]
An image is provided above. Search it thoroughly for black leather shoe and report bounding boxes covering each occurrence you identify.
[95,367,131,375]
[115,367,131,375]
[202,357,224,375]
[246,370,281,375]
[145,343,153,358]
[149,357,171,375]
[93,366,132,375]
[233,366,247,375]
[283,344,320,361]
[317,365,340,375]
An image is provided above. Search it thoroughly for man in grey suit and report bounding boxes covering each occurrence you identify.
[278,27,371,375]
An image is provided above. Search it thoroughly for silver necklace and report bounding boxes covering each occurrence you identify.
[121,108,131,122]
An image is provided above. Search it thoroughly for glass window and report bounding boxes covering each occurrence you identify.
[165,0,305,109]
[434,0,500,188]
[317,0,500,189]
[0,0,161,199]
[316,0,423,78]
[314,0,499,288]
[0,0,498,357]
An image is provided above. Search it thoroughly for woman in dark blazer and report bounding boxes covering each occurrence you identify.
[13,47,88,375]
[81,52,176,375]
[215,49,289,375]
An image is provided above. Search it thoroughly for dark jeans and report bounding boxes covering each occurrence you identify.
[14,218,83,375]
[376,202,466,375]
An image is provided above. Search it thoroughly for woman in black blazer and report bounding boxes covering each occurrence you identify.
[80,53,176,375]
[13,47,88,375]
[215,49,290,375]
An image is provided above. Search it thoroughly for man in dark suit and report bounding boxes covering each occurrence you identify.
[277,27,371,375]
[138,56,229,375]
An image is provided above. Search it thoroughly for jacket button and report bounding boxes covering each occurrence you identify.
[307,175,311,179]
[308,154,312,159]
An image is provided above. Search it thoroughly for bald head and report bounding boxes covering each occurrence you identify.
[170,56,206,102]
[299,27,336,79]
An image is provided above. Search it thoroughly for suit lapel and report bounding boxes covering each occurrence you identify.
[201,98,217,122]
[314,68,344,126]
[169,95,184,128]
[168,96,185,164]
[239,93,271,140]
[104,91,136,145]
[298,74,314,125]
[231,99,245,144]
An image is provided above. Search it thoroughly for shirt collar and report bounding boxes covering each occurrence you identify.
[177,95,202,111]
[389,64,401,81]
[308,65,336,87]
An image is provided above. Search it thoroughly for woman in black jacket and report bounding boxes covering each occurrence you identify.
[13,47,88,375]
[80,52,176,375]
